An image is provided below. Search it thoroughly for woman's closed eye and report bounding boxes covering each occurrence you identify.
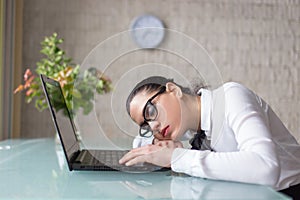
[144,103,157,120]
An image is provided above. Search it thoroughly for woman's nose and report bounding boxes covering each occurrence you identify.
[148,121,160,132]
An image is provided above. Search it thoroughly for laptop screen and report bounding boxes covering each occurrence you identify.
[40,75,80,163]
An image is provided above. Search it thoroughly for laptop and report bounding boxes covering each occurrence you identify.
[40,74,168,172]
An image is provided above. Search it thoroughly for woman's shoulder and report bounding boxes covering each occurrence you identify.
[221,81,253,95]
[220,82,262,109]
[208,81,257,103]
[222,81,247,90]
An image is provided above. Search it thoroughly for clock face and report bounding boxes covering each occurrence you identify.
[130,15,165,49]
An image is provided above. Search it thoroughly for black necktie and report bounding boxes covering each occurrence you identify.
[190,92,213,151]
[189,131,213,151]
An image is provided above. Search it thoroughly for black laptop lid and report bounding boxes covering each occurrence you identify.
[40,74,80,166]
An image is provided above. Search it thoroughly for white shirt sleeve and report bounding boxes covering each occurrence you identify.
[132,131,194,148]
[171,83,280,188]
[132,136,154,148]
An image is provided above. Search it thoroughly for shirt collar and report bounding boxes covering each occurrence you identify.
[199,88,212,136]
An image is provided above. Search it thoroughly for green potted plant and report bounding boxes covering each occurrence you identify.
[14,33,112,118]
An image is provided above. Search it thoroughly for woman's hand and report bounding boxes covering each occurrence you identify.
[119,140,183,167]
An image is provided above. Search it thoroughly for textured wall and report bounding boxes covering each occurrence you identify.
[20,0,300,145]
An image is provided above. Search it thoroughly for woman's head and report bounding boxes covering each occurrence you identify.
[126,76,199,140]
[126,76,192,115]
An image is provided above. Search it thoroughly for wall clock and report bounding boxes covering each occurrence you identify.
[130,14,165,49]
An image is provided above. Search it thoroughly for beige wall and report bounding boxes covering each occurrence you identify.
[20,0,300,146]
[0,0,3,141]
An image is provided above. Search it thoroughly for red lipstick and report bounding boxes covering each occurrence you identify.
[161,125,170,137]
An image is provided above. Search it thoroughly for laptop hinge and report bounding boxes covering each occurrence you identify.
[74,150,88,163]
[70,150,81,163]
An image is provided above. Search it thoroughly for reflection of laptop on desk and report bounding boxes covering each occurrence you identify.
[40,74,168,172]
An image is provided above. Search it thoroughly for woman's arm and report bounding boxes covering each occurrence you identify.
[173,83,280,187]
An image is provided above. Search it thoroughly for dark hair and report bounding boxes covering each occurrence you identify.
[126,76,203,116]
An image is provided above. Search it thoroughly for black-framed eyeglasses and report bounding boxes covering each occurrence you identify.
[139,86,166,137]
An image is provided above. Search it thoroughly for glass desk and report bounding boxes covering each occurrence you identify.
[0,138,290,200]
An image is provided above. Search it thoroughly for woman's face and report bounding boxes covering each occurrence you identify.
[129,85,185,140]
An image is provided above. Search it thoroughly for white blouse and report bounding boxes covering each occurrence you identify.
[171,82,300,190]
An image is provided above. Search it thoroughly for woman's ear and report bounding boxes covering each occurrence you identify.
[166,82,182,98]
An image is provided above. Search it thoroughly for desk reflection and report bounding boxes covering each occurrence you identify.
[54,141,286,199]
[0,139,289,200]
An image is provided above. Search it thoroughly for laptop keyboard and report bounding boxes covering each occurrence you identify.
[75,149,128,166]
[74,149,168,172]
[88,150,128,166]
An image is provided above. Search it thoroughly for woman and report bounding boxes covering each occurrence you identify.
[119,76,300,198]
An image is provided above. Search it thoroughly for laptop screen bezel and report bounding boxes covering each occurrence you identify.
[40,74,80,170]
